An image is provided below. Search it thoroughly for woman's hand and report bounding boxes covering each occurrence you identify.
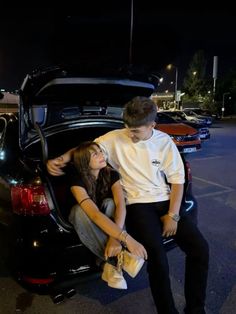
[161,214,178,237]
[104,237,122,260]
[126,236,148,260]
[46,156,67,176]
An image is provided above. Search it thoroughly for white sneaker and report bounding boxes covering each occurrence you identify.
[121,250,145,278]
[101,262,127,289]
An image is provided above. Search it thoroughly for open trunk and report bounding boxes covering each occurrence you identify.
[24,118,124,227]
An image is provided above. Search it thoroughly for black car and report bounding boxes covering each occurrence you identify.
[0,67,198,293]
[162,110,211,140]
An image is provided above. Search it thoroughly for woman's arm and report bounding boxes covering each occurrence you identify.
[111,180,126,229]
[71,185,125,240]
[71,185,147,259]
[105,180,126,257]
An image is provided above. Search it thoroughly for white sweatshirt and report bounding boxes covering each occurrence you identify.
[95,128,185,205]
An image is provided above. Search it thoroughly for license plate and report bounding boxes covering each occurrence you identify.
[183,147,197,153]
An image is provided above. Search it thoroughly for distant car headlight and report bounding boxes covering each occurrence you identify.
[170,135,184,141]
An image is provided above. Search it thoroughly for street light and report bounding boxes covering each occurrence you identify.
[167,64,179,108]
[222,92,231,118]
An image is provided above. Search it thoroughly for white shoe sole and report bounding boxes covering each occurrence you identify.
[102,264,127,290]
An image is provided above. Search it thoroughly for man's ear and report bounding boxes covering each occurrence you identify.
[152,122,156,128]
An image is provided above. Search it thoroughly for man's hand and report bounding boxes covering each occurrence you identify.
[104,237,122,259]
[46,156,67,176]
[161,214,178,237]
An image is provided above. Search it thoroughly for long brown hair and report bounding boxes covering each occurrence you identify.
[73,141,111,203]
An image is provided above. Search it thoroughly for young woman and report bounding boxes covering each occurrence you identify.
[68,141,147,289]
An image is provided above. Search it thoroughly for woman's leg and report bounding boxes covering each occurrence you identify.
[69,199,115,261]
[101,198,115,218]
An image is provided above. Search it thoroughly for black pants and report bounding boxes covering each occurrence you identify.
[126,201,209,314]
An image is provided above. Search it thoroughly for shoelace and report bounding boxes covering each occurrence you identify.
[117,250,124,273]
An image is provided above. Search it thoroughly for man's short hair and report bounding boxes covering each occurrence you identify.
[123,96,157,127]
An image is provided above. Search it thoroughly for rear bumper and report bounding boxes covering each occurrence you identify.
[10,214,96,288]
[10,194,198,289]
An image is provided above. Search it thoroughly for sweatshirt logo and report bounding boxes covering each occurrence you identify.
[151,159,160,167]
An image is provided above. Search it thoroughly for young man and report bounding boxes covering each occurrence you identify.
[47,96,209,314]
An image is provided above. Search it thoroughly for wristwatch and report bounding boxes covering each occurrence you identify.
[167,212,180,222]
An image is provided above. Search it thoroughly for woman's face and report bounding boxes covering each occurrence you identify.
[89,145,107,170]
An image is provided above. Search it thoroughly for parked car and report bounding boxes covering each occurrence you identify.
[168,109,205,125]
[0,66,198,293]
[155,112,201,153]
[183,108,213,126]
[162,110,210,140]
[184,107,221,121]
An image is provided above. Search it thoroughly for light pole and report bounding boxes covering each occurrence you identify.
[167,64,179,109]
[129,0,134,65]
[222,92,230,118]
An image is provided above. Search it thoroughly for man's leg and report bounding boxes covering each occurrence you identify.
[175,215,209,314]
[126,202,179,314]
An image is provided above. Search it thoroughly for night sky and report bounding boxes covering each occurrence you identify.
[0,4,236,91]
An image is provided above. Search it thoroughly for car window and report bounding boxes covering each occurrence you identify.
[178,112,187,120]
[168,113,183,121]
[156,113,175,123]
[185,110,195,116]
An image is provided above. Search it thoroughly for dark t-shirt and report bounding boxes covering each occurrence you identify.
[67,164,120,209]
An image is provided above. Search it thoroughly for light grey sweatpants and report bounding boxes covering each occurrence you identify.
[69,198,115,261]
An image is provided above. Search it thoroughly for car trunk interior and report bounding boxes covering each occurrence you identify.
[25,122,123,224]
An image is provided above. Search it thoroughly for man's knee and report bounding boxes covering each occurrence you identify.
[199,237,209,264]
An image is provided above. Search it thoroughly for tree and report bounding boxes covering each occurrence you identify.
[182,50,208,99]
[215,68,236,115]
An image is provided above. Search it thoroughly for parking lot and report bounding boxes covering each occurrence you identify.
[0,118,236,314]
[186,118,236,314]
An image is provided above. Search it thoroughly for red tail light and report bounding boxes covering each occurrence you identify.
[21,274,55,285]
[11,185,50,216]
[185,161,192,182]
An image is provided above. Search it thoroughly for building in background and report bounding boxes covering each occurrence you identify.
[0,92,18,113]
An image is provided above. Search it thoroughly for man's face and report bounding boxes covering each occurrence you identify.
[125,123,156,143]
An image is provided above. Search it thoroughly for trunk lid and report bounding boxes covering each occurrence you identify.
[19,66,158,155]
